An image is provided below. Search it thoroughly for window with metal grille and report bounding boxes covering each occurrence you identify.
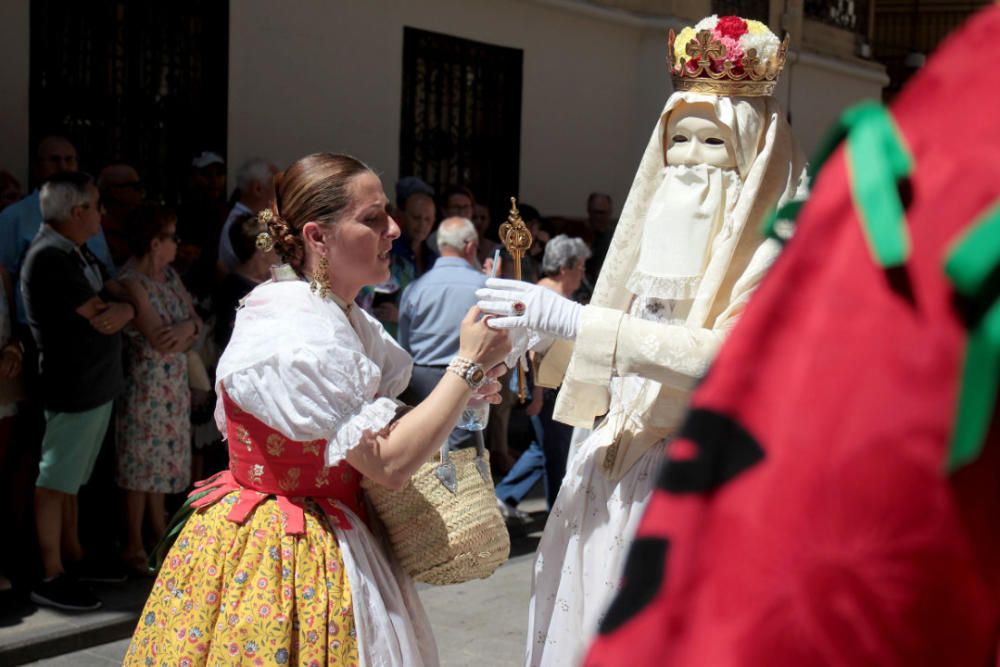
[805,0,870,34]
[30,0,228,204]
[711,0,770,23]
[399,27,523,216]
[872,1,989,100]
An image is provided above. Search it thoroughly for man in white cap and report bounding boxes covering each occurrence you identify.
[478,15,808,666]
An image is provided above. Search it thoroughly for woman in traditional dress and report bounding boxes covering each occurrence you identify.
[478,16,808,666]
[124,153,510,666]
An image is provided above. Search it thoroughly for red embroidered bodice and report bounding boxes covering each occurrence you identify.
[188,389,366,534]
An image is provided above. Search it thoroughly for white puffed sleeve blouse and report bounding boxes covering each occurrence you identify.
[213,277,413,467]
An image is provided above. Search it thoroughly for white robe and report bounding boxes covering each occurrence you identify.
[526,297,686,667]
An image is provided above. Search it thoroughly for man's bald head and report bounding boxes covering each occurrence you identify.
[35,136,78,183]
[401,192,435,243]
[98,163,144,211]
[97,163,139,189]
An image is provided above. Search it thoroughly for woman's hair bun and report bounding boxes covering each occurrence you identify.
[261,206,304,267]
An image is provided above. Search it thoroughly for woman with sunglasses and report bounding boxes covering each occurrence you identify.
[115,204,202,574]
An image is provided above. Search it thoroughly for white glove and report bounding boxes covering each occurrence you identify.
[502,327,554,371]
[476,278,582,340]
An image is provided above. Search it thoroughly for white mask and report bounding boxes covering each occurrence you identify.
[627,164,742,300]
[665,102,738,169]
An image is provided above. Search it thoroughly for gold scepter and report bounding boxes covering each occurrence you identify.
[498,197,533,403]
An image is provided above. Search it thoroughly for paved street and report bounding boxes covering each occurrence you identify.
[7,495,545,667]
[24,551,536,667]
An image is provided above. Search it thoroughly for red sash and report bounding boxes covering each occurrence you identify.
[188,389,366,534]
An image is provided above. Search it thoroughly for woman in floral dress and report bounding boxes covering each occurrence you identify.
[123,153,510,666]
[116,205,202,572]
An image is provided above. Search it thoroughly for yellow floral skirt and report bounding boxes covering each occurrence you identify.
[124,492,359,666]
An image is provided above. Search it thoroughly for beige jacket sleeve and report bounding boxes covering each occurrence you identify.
[574,305,729,391]
[569,236,777,391]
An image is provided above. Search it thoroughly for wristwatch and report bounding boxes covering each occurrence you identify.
[447,356,487,391]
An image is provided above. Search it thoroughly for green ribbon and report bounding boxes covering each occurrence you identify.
[844,103,913,268]
[765,102,914,270]
[943,201,1000,471]
[762,103,856,241]
[147,486,214,572]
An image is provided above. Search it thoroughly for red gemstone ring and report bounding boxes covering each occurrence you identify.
[513,301,526,316]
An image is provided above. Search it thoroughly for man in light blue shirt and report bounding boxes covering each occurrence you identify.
[217,158,277,272]
[0,136,114,323]
[399,216,486,449]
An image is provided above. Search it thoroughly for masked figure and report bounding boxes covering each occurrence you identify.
[586,6,1000,665]
[478,15,807,666]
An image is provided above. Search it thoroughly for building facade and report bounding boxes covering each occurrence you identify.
[0,0,892,217]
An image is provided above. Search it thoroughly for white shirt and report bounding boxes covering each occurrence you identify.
[214,277,413,466]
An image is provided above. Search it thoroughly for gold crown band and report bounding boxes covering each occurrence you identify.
[671,77,778,96]
[668,28,788,98]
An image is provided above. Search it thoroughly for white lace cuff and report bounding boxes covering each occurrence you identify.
[626,270,701,300]
[503,329,552,369]
[571,305,625,385]
[325,397,402,466]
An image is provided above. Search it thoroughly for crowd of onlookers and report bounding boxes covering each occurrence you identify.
[0,135,616,613]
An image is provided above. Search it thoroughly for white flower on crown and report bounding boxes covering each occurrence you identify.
[674,15,782,66]
[695,15,719,31]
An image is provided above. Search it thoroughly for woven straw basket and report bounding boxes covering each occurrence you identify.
[362,441,510,585]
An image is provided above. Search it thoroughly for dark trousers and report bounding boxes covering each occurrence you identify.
[400,365,476,451]
[495,414,545,506]
[539,388,573,507]
[495,388,573,509]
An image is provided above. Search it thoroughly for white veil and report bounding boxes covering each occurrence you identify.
[552,90,808,429]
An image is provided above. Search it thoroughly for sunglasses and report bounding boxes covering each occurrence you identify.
[110,180,145,192]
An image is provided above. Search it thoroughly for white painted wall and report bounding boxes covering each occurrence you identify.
[786,54,889,156]
[229,0,653,218]
[0,0,31,186]
[634,27,677,159]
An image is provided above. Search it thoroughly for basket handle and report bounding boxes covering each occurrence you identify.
[435,444,458,494]
[434,435,491,494]
[474,432,490,483]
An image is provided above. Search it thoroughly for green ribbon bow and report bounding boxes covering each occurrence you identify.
[765,101,914,270]
[943,202,1000,472]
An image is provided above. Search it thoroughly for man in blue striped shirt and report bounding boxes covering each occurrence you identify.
[398,216,485,449]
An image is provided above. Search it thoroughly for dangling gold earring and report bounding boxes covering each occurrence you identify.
[310,255,332,299]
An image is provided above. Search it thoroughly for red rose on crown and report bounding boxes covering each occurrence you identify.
[716,16,749,40]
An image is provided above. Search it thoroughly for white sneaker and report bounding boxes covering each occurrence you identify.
[496,497,531,524]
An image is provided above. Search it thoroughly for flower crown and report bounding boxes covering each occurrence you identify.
[669,15,788,97]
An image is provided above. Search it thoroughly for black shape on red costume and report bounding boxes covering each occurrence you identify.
[659,408,765,494]
[597,537,670,635]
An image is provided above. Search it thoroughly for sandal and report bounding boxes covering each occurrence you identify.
[122,552,154,578]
